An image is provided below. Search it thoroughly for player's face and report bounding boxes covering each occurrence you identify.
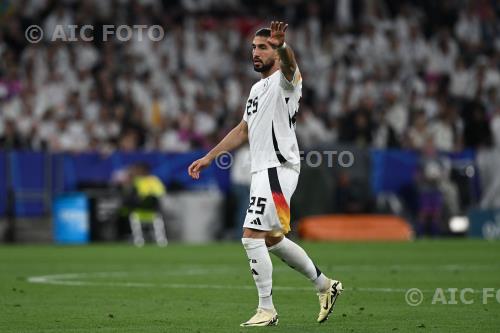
[252,36,276,73]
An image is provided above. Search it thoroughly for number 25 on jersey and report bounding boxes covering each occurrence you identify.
[246,96,258,116]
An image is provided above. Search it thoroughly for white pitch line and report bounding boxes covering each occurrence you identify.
[26,272,488,294]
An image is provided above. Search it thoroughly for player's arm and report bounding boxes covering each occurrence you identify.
[268,21,297,82]
[188,120,248,179]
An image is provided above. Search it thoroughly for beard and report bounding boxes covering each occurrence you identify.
[253,59,275,73]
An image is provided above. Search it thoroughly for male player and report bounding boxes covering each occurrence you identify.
[188,21,343,327]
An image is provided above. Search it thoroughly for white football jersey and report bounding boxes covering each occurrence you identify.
[243,68,302,173]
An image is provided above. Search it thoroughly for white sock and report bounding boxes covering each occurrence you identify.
[242,238,274,310]
[268,237,330,293]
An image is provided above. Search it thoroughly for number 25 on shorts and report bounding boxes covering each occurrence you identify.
[247,196,267,215]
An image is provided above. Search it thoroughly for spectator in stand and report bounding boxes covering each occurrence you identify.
[463,102,493,149]
[405,110,431,151]
[428,101,463,152]
[230,145,251,239]
[416,139,444,236]
[491,108,500,150]
[0,119,26,150]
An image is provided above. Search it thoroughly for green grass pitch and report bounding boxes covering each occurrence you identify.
[1,240,500,332]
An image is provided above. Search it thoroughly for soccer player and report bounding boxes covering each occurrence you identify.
[188,21,343,327]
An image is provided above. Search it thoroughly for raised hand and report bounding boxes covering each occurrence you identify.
[267,21,288,49]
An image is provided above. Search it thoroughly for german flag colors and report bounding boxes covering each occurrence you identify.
[268,167,291,234]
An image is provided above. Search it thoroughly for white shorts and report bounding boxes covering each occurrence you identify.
[243,165,299,235]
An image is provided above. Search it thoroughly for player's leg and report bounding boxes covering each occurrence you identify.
[267,234,343,322]
[240,169,278,327]
[266,235,330,292]
[265,166,329,291]
[266,166,343,323]
[240,228,278,327]
[242,228,275,311]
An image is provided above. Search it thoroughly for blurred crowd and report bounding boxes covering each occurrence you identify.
[0,0,499,153]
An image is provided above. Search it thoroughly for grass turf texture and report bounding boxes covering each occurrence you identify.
[1,240,499,332]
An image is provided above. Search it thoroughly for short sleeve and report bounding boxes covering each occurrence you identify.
[279,67,302,92]
[243,105,248,122]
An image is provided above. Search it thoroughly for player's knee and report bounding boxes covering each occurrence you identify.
[265,234,284,247]
[242,227,267,239]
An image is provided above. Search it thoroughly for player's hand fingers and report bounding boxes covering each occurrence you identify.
[188,161,199,178]
[283,24,288,33]
[270,21,275,31]
[278,22,284,31]
[193,162,201,173]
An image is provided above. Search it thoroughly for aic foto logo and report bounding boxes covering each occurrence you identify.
[406,288,500,306]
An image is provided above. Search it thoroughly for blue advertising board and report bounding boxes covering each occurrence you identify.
[468,209,500,240]
[53,193,90,244]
